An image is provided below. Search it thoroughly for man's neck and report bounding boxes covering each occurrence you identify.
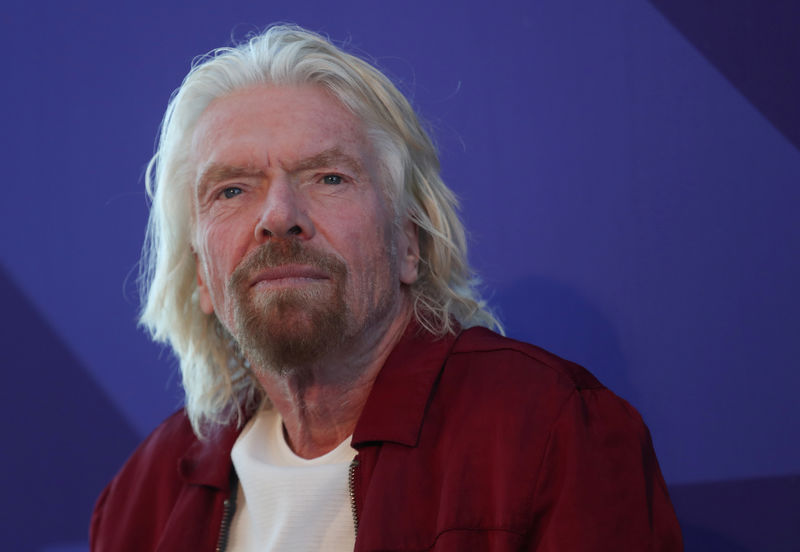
[252,303,413,459]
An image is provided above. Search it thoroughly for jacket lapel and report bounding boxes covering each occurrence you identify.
[156,420,242,551]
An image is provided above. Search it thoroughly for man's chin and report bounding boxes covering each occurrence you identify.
[234,298,347,372]
[242,332,341,377]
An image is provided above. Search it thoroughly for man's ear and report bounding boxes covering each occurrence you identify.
[194,251,215,315]
[397,217,420,285]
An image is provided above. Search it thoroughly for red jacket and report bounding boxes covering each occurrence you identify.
[91,324,682,551]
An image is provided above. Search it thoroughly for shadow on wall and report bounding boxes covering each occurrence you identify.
[493,275,800,550]
[0,265,141,551]
[493,274,636,406]
[670,474,800,551]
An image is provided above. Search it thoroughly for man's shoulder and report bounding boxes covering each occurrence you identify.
[113,408,241,484]
[432,326,651,469]
[105,409,199,490]
[143,408,197,446]
[91,410,240,549]
[449,325,604,391]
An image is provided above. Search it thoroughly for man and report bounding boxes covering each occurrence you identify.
[91,25,682,551]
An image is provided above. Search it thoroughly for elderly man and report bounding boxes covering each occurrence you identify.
[91,25,682,551]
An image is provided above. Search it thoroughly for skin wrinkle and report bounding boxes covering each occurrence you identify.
[195,147,365,206]
[196,165,268,205]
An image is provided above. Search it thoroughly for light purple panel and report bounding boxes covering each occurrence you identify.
[2,0,799,549]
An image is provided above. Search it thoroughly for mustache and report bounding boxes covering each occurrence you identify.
[229,239,346,291]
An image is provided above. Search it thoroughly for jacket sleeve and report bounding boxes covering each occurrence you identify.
[529,388,683,551]
[89,483,110,550]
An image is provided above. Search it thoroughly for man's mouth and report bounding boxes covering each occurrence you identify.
[249,264,330,288]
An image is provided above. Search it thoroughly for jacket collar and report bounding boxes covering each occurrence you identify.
[179,321,460,488]
[179,416,242,490]
[352,321,459,448]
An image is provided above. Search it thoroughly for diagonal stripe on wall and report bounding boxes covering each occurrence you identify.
[670,474,800,551]
[648,0,800,152]
[0,265,140,550]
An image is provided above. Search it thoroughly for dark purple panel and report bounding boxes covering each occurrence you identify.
[670,474,800,551]
[648,0,800,151]
[0,265,140,550]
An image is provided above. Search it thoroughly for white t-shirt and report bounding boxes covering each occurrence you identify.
[228,407,357,551]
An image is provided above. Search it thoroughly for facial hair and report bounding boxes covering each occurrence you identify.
[227,239,350,376]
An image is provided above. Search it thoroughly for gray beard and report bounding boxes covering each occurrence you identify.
[235,281,350,378]
[227,239,350,379]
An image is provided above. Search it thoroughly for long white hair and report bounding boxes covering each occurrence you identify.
[139,25,501,436]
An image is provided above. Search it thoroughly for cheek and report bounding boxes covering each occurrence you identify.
[195,223,238,293]
[349,217,399,295]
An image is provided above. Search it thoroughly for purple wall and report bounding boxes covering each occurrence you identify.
[2,1,798,550]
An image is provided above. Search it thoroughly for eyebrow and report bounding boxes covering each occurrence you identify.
[196,165,267,200]
[282,147,365,177]
[195,147,366,200]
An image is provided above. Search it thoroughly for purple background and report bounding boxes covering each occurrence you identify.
[2,1,798,550]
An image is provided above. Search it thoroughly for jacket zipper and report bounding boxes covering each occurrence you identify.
[348,458,360,537]
[216,471,239,552]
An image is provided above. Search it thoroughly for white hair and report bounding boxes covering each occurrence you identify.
[139,25,502,436]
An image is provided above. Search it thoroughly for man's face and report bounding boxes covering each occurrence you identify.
[190,84,419,373]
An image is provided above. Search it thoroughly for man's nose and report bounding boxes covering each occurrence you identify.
[254,177,314,242]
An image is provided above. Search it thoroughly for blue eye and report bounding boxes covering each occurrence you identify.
[322,174,343,185]
[221,187,242,199]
